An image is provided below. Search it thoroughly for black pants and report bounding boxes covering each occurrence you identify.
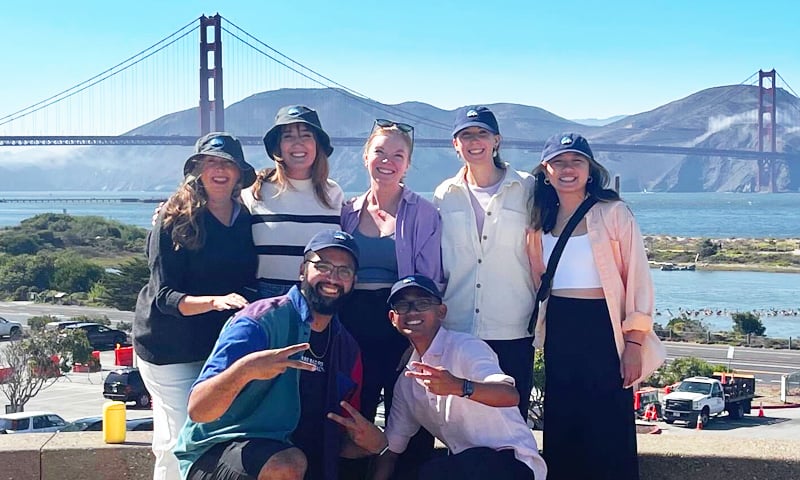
[486,337,535,420]
[543,296,639,480]
[419,448,534,480]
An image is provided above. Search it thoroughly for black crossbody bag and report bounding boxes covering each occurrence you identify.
[527,196,599,335]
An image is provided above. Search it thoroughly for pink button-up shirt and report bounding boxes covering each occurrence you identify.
[527,200,654,360]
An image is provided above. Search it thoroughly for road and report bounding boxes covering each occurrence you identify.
[665,342,800,384]
[0,301,134,327]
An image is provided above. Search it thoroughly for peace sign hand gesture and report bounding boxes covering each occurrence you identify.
[327,401,387,454]
[244,343,316,381]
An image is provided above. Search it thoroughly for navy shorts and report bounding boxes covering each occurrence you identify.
[187,438,296,480]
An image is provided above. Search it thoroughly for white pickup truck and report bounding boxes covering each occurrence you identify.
[662,373,755,428]
[0,317,22,340]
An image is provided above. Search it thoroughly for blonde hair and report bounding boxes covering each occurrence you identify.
[252,125,334,209]
[162,157,243,251]
[362,125,414,160]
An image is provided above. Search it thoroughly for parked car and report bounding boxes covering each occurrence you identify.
[103,368,151,408]
[63,322,128,349]
[0,411,67,433]
[59,416,153,432]
[0,317,23,340]
[44,320,82,331]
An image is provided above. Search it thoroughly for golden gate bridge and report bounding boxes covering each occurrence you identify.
[1,14,798,192]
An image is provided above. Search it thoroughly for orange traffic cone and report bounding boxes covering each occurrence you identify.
[643,405,651,421]
[695,417,703,430]
[758,402,765,417]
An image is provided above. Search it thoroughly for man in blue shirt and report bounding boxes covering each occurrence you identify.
[175,230,387,480]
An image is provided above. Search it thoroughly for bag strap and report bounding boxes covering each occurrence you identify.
[527,195,599,334]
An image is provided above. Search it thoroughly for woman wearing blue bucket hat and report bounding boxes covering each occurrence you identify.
[242,105,344,298]
[433,106,536,420]
[134,132,258,480]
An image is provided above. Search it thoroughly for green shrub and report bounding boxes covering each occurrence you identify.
[732,311,766,336]
[27,315,59,332]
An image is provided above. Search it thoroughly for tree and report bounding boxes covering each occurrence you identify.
[529,349,545,429]
[51,253,104,293]
[696,238,719,258]
[643,356,728,387]
[0,329,87,413]
[732,312,766,336]
[99,257,149,311]
[27,315,59,333]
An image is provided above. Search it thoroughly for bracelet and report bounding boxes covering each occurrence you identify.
[625,340,643,346]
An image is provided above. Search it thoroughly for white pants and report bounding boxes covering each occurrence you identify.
[137,357,204,480]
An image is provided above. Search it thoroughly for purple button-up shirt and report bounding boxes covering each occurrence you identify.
[341,187,444,285]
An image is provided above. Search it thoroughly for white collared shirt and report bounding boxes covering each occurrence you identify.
[385,327,547,480]
[434,167,536,340]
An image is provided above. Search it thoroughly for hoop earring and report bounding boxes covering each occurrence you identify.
[543,178,551,185]
[587,176,593,183]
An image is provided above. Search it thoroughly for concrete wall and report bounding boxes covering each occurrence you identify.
[0,431,798,480]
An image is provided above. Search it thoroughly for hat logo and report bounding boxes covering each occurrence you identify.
[333,232,347,241]
[560,136,573,145]
[402,277,414,284]
[467,109,479,118]
[209,136,225,148]
[287,107,302,116]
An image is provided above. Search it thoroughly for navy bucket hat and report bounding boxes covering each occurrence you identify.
[184,132,257,188]
[262,105,334,160]
[452,106,500,137]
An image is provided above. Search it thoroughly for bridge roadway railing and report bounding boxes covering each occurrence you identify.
[1,430,797,479]
[0,136,797,161]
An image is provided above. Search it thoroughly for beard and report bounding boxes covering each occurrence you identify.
[301,280,352,315]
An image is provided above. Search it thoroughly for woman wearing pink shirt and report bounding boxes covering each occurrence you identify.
[527,133,654,480]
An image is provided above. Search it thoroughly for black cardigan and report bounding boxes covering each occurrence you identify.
[133,208,257,365]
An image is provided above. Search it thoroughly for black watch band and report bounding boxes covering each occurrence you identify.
[461,379,474,398]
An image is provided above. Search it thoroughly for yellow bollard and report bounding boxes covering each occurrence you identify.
[103,401,127,444]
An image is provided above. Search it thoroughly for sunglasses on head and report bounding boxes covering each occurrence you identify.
[372,119,415,152]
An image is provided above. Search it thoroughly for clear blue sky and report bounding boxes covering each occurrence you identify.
[3,0,799,121]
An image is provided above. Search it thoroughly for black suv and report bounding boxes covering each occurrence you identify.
[103,368,151,408]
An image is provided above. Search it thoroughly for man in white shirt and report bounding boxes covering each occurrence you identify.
[364,275,547,480]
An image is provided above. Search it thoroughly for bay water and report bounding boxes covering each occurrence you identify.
[1,191,798,337]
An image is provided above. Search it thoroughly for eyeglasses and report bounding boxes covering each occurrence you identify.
[306,259,355,281]
[391,298,441,314]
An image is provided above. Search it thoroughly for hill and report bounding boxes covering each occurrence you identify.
[1,86,799,192]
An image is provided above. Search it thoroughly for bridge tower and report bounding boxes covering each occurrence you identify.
[757,69,777,192]
[199,14,224,135]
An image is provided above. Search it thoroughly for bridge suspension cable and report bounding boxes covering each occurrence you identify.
[0,19,199,131]
[221,16,452,132]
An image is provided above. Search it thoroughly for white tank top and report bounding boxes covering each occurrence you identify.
[542,232,603,289]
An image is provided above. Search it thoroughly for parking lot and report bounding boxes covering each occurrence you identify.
[3,347,151,423]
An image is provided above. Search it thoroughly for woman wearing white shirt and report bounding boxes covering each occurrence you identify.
[433,106,536,419]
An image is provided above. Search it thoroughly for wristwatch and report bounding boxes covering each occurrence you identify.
[461,379,474,398]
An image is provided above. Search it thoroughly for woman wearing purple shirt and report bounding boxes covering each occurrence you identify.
[340,119,443,428]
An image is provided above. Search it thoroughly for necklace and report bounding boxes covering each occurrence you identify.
[308,325,332,359]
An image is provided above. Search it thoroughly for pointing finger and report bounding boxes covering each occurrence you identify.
[338,400,363,420]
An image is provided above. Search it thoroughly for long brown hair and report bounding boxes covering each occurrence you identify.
[252,125,334,209]
[162,158,243,251]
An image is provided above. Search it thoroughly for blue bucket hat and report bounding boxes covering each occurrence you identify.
[184,132,256,188]
[540,132,594,163]
[262,105,334,160]
[452,106,500,137]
